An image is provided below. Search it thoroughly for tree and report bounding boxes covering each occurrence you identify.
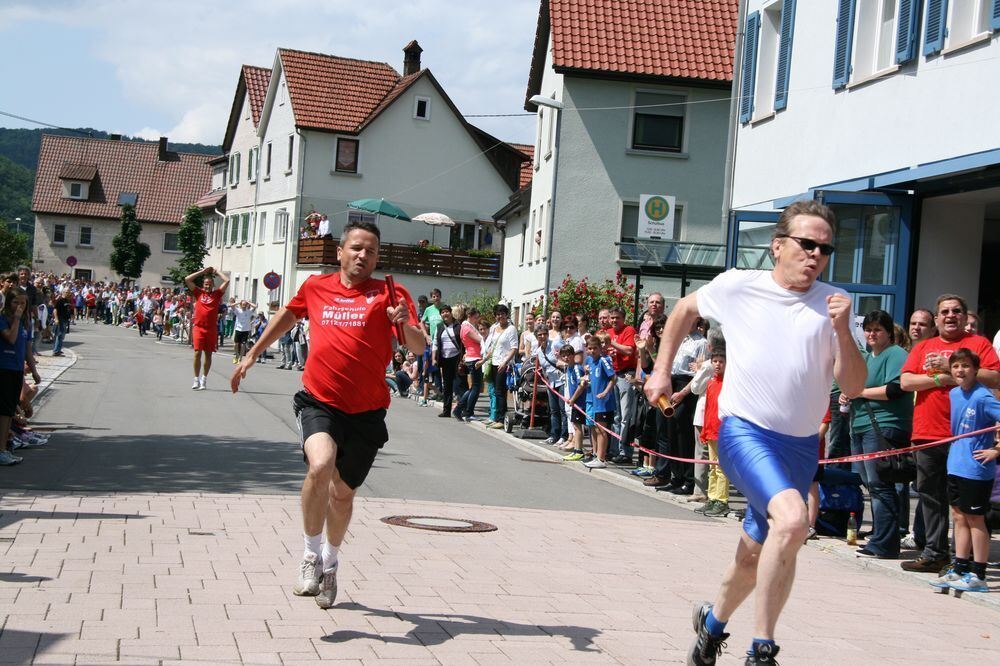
[109,203,151,282]
[0,223,30,272]
[167,205,208,284]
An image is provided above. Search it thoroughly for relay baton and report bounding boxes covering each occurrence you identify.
[384,274,407,343]
[656,395,675,418]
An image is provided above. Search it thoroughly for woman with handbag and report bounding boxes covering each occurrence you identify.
[847,310,913,559]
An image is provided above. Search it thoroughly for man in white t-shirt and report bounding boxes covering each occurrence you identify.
[645,201,865,666]
[232,300,258,363]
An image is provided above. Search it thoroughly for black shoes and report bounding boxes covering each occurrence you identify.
[610,454,632,465]
[687,602,728,666]
[745,642,780,665]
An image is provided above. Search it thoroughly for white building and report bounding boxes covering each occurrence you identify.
[498,0,738,325]
[201,41,528,309]
[730,0,1000,330]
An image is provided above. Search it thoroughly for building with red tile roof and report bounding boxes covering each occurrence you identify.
[500,0,737,327]
[31,134,215,284]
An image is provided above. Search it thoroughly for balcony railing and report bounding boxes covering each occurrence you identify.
[616,238,727,268]
[297,238,500,280]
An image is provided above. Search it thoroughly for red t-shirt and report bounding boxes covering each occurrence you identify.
[607,325,637,373]
[701,375,723,442]
[901,333,1000,441]
[192,288,224,330]
[286,274,417,414]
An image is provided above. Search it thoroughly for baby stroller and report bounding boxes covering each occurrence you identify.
[503,359,551,435]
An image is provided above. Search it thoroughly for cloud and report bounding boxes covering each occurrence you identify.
[1,0,541,144]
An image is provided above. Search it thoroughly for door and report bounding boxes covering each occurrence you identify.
[73,269,93,281]
[728,210,780,270]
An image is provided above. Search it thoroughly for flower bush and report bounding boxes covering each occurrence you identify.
[531,271,636,328]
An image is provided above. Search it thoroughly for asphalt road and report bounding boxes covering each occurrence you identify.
[12,322,705,520]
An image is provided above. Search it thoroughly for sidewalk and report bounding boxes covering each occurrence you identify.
[1,491,998,665]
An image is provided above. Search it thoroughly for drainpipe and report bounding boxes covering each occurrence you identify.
[247,139,262,302]
[283,128,306,305]
[720,0,749,237]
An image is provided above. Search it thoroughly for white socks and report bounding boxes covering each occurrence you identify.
[322,541,339,572]
[304,532,323,559]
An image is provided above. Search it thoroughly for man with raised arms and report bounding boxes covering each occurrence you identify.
[185,267,230,391]
[231,220,424,609]
[645,200,866,665]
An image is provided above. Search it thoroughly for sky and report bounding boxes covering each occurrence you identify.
[0,0,541,146]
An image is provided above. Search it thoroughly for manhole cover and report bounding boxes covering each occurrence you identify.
[381,515,497,533]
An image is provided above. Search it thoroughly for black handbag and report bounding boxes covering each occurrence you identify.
[863,401,917,484]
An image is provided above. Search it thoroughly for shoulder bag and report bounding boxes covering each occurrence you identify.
[863,401,917,484]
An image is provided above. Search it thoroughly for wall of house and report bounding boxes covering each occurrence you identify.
[732,2,1000,208]
[33,213,184,286]
[913,198,985,310]
[498,207,545,322]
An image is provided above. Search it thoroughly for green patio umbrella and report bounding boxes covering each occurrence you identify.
[347,198,411,223]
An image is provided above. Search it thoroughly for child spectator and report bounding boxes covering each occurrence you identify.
[928,348,1000,592]
[152,308,164,341]
[699,347,731,517]
[583,334,615,469]
[561,345,587,461]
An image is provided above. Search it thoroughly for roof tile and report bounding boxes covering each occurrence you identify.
[243,65,271,128]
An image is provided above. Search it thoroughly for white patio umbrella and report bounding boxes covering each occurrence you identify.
[412,212,455,246]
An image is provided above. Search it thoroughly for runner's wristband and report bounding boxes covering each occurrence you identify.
[932,374,941,387]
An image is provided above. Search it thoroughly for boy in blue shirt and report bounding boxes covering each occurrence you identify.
[930,348,1000,592]
[561,344,588,462]
[583,334,616,469]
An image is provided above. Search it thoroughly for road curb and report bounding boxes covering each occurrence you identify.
[32,349,78,405]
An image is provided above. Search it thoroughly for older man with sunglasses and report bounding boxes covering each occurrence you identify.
[645,200,866,665]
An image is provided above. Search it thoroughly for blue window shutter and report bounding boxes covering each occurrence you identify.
[740,11,761,124]
[774,0,797,110]
[991,0,1000,31]
[832,0,856,89]
[923,0,949,55]
[895,0,920,64]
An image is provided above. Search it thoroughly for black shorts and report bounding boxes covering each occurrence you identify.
[948,474,994,515]
[234,330,250,345]
[594,411,614,425]
[292,391,388,489]
[570,403,586,425]
[0,369,24,417]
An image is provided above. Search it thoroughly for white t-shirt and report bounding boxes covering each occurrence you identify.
[233,307,256,332]
[696,269,847,437]
[489,324,520,366]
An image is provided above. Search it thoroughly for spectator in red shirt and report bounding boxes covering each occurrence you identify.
[607,307,637,464]
[230,220,424,611]
[700,347,730,517]
[184,267,230,391]
[899,294,1000,573]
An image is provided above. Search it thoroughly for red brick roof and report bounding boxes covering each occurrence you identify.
[32,134,214,226]
[509,143,534,190]
[194,190,226,211]
[278,48,401,133]
[58,164,98,181]
[243,65,271,128]
[526,0,737,108]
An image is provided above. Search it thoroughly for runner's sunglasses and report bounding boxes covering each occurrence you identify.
[776,234,836,256]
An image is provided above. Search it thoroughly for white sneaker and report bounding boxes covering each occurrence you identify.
[315,565,338,609]
[191,378,200,390]
[901,535,919,550]
[292,553,322,596]
[554,438,567,446]
[584,458,607,469]
[198,377,206,391]
[544,437,557,445]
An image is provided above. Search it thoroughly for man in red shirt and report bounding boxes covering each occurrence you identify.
[231,220,424,610]
[900,294,1000,572]
[607,307,637,464]
[184,267,230,391]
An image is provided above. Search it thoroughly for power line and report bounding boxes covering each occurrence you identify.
[0,109,93,137]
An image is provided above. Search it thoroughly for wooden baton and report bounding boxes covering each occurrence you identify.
[384,274,407,343]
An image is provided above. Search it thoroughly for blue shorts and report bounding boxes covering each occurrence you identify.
[718,416,819,544]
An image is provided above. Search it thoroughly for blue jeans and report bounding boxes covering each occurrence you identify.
[460,362,483,417]
[52,320,68,354]
[851,427,904,557]
[547,387,567,440]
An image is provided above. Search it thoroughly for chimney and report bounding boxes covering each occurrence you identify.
[158,136,168,161]
[109,133,122,141]
[403,40,423,76]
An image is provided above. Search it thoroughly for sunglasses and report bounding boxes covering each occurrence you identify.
[778,234,835,256]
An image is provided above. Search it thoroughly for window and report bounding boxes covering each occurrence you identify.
[528,210,536,262]
[163,232,180,253]
[286,135,294,173]
[205,221,213,248]
[414,96,430,120]
[754,2,784,115]
[70,182,82,198]
[947,0,996,46]
[228,215,239,246]
[853,0,898,80]
[247,148,256,182]
[519,219,527,264]
[229,153,240,186]
[347,210,376,224]
[279,81,286,105]
[274,209,288,242]
[265,142,272,178]
[449,222,477,250]
[257,211,267,244]
[631,91,685,152]
[240,213,250,245]
[533,112,543,167]
[215,218,223,248]
[53,224,66,244]
[335,138,359,173]
[79,226,92,246]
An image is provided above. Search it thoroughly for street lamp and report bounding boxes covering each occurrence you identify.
[528,94,563,311]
